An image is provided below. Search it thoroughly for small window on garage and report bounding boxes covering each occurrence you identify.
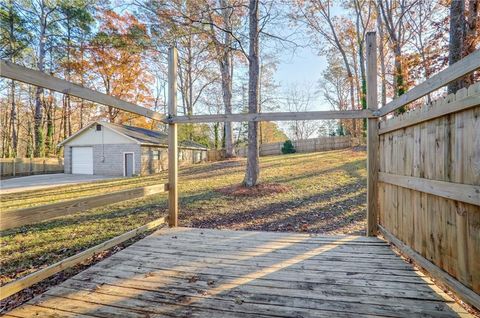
[96,124,102,131]
[152,150,160,160]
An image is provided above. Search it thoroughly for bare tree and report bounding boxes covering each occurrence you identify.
[204,0,241,158]
[375,1,387,107]
[320,56,351,135]
[284,83,317,140]
[293,0,358,135]
[377,0,417,112]
[243,0,260,187]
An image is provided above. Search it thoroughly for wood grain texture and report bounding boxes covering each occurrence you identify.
[1,184,168,230]
[379,172,480,206]
[168,47,178,227]
[168,110,374,124]
[366,31,379,236]
[5,227,471,317]
[378,82,480,299]
[0,60,164,121]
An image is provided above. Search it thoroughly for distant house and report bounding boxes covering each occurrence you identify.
[59,121,207,176]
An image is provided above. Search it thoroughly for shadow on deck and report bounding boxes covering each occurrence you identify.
[5,227,471,317]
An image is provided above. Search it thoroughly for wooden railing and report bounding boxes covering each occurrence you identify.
[1,184,168,231]
[0,183,169,300]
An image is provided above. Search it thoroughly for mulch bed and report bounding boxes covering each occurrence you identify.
[217,183,291,197]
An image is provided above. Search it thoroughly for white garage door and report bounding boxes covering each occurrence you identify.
[72,147,93,174]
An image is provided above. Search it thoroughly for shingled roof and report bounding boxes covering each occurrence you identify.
[103,122,206,149]
[59,121,207,150]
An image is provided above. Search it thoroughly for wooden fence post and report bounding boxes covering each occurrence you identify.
[168,47,178,227]
[366,31,379,236]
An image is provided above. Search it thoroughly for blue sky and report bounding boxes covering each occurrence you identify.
[274,45,329,111]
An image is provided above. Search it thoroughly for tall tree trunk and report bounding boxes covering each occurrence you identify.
[243,0,260,187]
[448,0,465,93]
[45,98,54,156]
[8,1,18,157]
[220,55,235,157]
[377,0,406,113]
[26,119,34,158]
[34,10,47,157]
[219,0,235,158]
[64,21,72,137]
[357,37,367,134]
[213,122,220,149]
[10,80,18,157]
[376,2,387,108]
[464,0,479,86]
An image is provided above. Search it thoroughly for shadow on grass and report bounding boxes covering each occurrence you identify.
[184,182,365,233]
[264,158,366,185]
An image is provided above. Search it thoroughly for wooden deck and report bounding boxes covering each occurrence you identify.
[5,227,472,318]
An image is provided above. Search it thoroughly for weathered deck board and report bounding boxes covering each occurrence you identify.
[6,227,472,318]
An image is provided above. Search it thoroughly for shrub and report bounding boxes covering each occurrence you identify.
[281,140,296,154]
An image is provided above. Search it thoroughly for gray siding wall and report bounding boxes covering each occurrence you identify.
[93,144,141,176]
[140,146,207,175]
[64,146,72,173]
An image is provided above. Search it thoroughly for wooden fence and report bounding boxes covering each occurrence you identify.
[0,157,64,177]
[378,82,480,298]
[236,136,355,157]
[207,136,357,161]
[206,136,355,161]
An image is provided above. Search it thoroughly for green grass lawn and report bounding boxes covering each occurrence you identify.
[0,149,366,285]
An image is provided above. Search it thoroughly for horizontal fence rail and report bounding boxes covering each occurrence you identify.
[378,49,480,116]
[0,216,168,300]
[168,109,374,124]
[379,172,480,206]
[1,184,169,231]
[379,84,480,134]
[0,61,165,121]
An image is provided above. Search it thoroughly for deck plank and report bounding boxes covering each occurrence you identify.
[6,227,472,318]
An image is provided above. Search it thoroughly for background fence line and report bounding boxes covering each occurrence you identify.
[207,136,356,161]
[0,158,64,177]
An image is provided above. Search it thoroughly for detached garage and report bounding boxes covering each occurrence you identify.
[59,121,207,177]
